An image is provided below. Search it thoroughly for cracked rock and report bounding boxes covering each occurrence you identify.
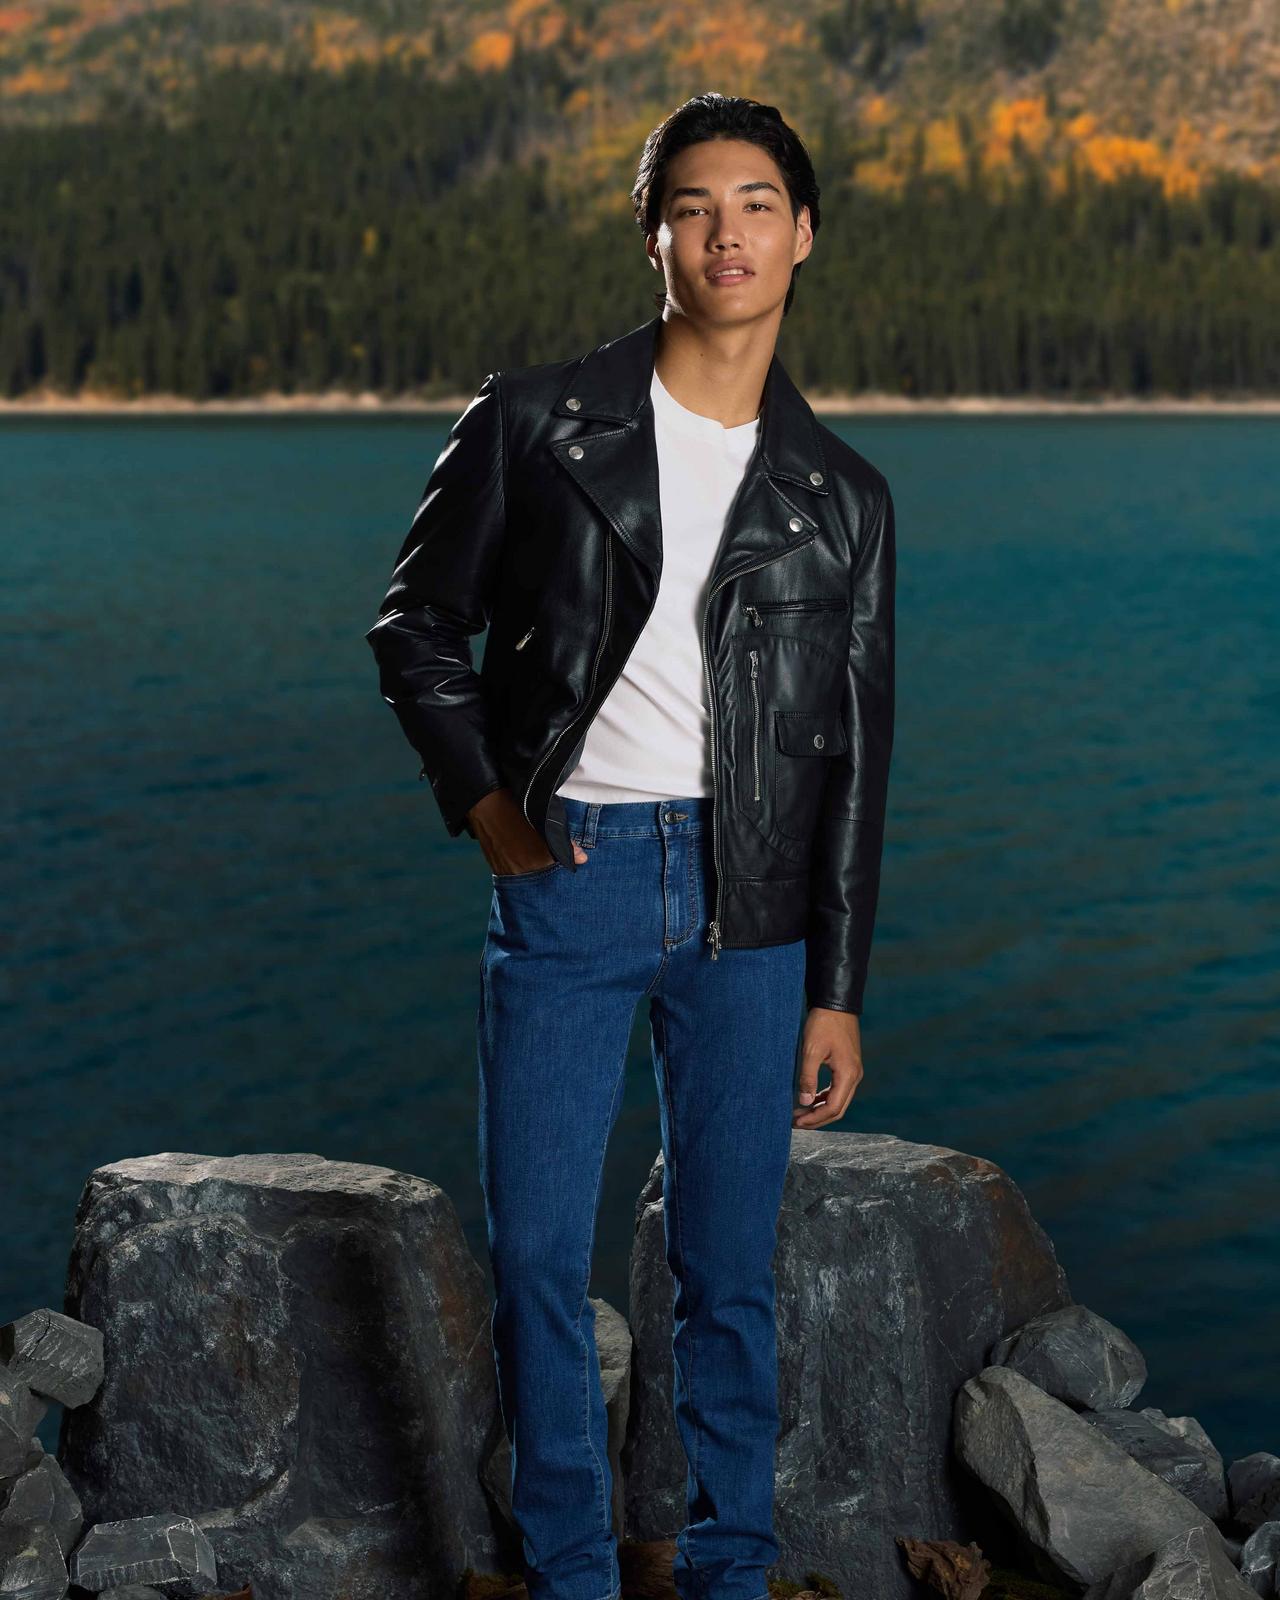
[1238,1521,1280,1596]
[1231,1457,1280,1533]
[955,1364,1232,1589]
[0,1369,46,1483]
[69,1512,215,1595]
[0,1450,83,1562]
[989,1302,1147,1410]
[1082,1407,1229,1520]
[0,1518,69,1600]
[1081,1522,1257,1600]
[0,1312,103,1411]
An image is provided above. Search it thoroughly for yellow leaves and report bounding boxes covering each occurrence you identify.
[923,116,965,175]
[987,96,1053,164]
[469,30,515,72]
[505,0,568,47]
[1,63,70,96]
[362,226,378,259]
[843,96,1212,200]
[862,95,894,128]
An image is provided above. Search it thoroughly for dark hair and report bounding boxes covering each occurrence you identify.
[630,93,821,317]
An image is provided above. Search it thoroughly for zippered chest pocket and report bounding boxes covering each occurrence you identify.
[743,596,848,627]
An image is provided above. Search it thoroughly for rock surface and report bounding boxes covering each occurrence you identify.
[623,1128,1073,1600]
[57,1152,512,1600]
[1080,1522,1257,1600]
[989,1301,1147,1410]
[955,1364,1233,1588]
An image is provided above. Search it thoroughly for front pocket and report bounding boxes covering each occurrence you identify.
[742,597,848,627]
[491,859,563,884]
[772,708,848,841]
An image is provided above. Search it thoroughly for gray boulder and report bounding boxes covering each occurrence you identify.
[0,1449,83,1562]
[0,1370,46,1483]
[1231,1457,1280,1533]
[955,1364,1232,1588]
[69,1512,216,1595]
[1239,1522,1280,1596]
[1082,1407,1229,1520]
[624,1129,1072,1600]
[0,1520,67,1600]
[1081,1523,1256,1600]
[990,1301,1147,1409]
[57,1152,512,1600]
[0,1311,103,1410]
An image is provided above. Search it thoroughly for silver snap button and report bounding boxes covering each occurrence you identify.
[568,444,584,459]
[813,733,824,749]
[788,516,803,532]
[810,470,824,485]
[566,396,581,411]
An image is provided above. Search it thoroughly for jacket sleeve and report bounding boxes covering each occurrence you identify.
[365,370,508,840]
[804,474,897,1016]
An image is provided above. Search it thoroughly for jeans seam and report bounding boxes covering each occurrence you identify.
[579,1040,628,1541]
[656,1003,699,1577]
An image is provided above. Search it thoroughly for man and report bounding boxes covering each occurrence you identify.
[366,92,895,1600]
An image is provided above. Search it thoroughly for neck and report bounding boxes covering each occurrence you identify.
[651,311,778,429]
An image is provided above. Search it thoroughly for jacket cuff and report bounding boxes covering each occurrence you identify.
[419,765,504,839]
[804,815,884,1017]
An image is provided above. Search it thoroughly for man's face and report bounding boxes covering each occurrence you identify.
[647,137,812,325]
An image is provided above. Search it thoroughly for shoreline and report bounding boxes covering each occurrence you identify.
[3,389,1280,415]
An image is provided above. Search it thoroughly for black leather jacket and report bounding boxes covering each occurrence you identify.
[366,313,895,1015]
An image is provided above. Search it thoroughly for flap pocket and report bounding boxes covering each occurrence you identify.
[774,708,848,757]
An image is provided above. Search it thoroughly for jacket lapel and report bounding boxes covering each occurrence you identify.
[548,313,832,586]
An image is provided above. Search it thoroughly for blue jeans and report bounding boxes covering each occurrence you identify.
[478,795,807,1600]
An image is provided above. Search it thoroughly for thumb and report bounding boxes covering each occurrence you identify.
[573,842,589,864]
[796,1043,821,1105]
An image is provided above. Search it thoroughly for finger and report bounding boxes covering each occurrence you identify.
[796,1045,827,1106]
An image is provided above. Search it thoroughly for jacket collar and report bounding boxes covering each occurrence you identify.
[547,313,828,586]
[551,312,830,499]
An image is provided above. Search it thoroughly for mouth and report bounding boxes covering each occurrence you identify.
[707,265,754,284]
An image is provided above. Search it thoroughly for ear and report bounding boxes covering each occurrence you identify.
[793,204,814,264]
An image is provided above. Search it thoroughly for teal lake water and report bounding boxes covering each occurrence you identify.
[3,412,1277,1465]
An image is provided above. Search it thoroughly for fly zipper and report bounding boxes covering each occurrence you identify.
[749,648,761,802]
[743,597,847,626]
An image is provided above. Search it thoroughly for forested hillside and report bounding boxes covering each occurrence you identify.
[2,0,1278,398]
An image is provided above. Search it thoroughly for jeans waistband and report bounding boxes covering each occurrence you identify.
[559,794,712,843]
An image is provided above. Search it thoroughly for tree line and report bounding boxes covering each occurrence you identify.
[2,58,1277,400]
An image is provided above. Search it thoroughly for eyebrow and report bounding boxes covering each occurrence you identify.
[666,181,784,207]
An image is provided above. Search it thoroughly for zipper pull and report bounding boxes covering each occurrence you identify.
[745,605,762,627]
[707,920,722,960]
[515,624,535,650]
[750,649,758,678]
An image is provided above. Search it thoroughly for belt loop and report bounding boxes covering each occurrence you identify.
[583,802,601,847]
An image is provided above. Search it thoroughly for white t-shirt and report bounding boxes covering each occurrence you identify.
[558,367,761,803]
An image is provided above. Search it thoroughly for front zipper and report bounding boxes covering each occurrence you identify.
[749,648,761,802]
[701,506,818,959]
[743,597,847,626]
[515,624,535,650]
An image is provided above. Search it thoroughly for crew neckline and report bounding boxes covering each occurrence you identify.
[650,367,760,447]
